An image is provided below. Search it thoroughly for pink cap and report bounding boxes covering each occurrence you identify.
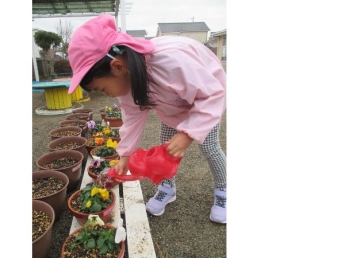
[67,14,154,94]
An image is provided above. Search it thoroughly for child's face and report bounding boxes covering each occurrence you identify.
[87,73,131,97]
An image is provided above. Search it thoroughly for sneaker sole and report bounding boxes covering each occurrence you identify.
[210,214,226,224]
[146,195,176,216]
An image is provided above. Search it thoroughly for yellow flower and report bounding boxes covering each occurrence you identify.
[86,200,92,208]
[94,132,103,137]
[91,187,99,196]
[98,188,109,201]
[109,159,119,167]
[103,127,111,135]
[106,138,118,148]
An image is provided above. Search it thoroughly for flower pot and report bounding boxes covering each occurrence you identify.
[59,120,88,137]
[72,108,94,120]
[66,112,90,121]
[85,137,107,157]
[67,189,116,225]
[49,126,82,141]
[104,116,123,127]
[47,136,87,157]
[32,170,69,220]
[33,199,55,258]
[61,224,125,258]
[90,146,119,160]
[87,164,120,188]
[36,150,84,192]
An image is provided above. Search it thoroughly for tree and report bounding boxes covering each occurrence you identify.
[34,30,62,75]
[55,19,73,59]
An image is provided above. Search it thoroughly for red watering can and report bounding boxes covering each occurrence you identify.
[107,144,182,184]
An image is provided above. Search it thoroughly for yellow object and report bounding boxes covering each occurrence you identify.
[70,85,83,101]
[44,87,72,109]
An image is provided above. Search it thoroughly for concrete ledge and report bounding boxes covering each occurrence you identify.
[35,103,84,116]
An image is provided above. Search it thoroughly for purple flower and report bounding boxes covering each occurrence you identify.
[87,120,96,129]
[90,159,101,168]
[112,104,119,110]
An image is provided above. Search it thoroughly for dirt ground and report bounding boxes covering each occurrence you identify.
[32,90,227,258]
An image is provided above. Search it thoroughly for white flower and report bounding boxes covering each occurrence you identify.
[87,214,105,226]
[114,218,126,243]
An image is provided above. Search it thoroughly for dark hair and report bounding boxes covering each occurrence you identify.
[80,46,156,111]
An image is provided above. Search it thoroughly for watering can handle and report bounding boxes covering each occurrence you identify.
[107,168,144,181]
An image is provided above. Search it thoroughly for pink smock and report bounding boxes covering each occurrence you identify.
[116,36,226,157]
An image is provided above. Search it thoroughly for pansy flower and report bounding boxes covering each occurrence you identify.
[87,120,96,129]
[106,138,118,149]
[90,159,101,168]
[94,137,104,145]
[98,188,110,201]
[109,159,119,167]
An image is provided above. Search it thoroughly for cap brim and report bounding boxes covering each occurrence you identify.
[68,64,94,94]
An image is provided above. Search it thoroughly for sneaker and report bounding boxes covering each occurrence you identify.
[210,188,227,224]
[146,183,176,216]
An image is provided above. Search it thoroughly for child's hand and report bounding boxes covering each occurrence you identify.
[165,132,193,158]
[116,156,129,175]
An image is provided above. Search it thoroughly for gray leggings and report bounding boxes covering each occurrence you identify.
[159,122,227,189]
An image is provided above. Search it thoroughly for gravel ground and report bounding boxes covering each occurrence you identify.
[32,90,227,258]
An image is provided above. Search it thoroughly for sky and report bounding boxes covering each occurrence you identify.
[32,0,227,37]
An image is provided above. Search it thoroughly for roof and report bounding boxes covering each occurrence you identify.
[32,0,119,16]
[126,30,147,37]
[158,22,210,33]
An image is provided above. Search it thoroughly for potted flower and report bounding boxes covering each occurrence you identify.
[88,158,120,188]
[85,134,107,156]
[67,183,116,225]
[103,104,123,127]
[90,138,119,160]
[87,120,121,142]
[61,215,126,258]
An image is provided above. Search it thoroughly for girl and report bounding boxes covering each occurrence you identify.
[67,14,227,224]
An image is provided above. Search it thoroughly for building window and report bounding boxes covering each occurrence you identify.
[221,36,226,61]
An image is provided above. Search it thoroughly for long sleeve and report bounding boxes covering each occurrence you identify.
[116,91,150,156]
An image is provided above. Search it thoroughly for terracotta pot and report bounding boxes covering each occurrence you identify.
[47,136,87,157]
[33,200,55,258]
[72,108,94,120]
[59,120,88,137]
[90,146,119,160]
[87,164,120,188]
[36,150,84,192]
[66,112,90,121]
[61,224,125,258]
[67,190,116,225]
[85,137,106,157]
[32,170,69,220]
[49,126,82,141]
[104,116,123,127]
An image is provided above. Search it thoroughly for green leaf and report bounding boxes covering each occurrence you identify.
[86,238,96,249]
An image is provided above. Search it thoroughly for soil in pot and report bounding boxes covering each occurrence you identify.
[49,126,82,140]
[36,150,84,192]
[72,108,94,120]
[32,170,69,219]
[33,200,55,258]
[61,224,125,258]
[59,120,88,137]
[66,113,90,121]
[48,136,87,158]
